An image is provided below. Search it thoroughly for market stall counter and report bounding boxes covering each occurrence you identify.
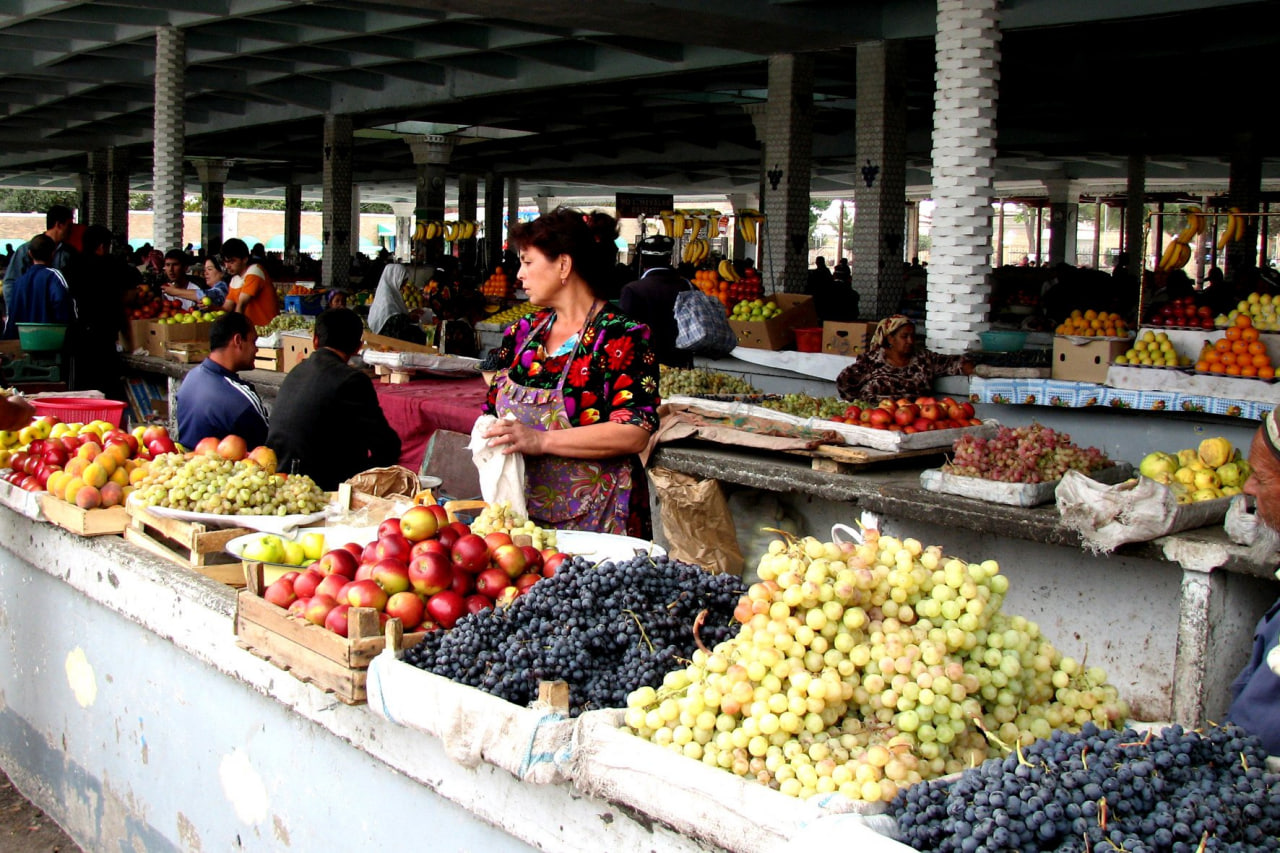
[649,442,1279,730]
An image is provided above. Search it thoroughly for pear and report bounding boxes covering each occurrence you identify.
[1197,437,1233,469]
[1173,467,1196,486]
[1190,488,1222,502]
[1216,462,1242,488]
[1138,451,1177,480]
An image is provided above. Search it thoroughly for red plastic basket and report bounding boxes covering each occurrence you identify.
[31,397,127,427]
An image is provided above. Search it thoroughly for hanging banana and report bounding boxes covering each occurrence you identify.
[413,220,426,241]
[423,221,440,240]
[1176,206,1203,244]
[1216,207,1245,250]
[717,259,739,282]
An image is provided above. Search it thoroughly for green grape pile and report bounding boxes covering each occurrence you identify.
[467,500,558,550]
[134,454,327,516]
[758,393,851,421]
[659,366,758,398]
[259,313,316,335]
[624,528,1129,803]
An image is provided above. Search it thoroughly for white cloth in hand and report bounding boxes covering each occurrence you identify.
[469,414,527,517]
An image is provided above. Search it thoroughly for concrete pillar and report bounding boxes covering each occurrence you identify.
[852,40,908,320]
[106,147,131,245]
[762,54,814,294]
[87,151,108,226]
[506,178,520,248]
[193,159,231,257]
[457,173,479,270]
[727,193,760,264]
[322,114,353,290]
[284,183,302,259]
[1044,178,1079,267]
[484,173,505,268]
[74,174,91,225]
[1226,132,1261,276]
[906,201,921,263]
[152,27,185,252]
[925,0,1001,354]
[351,184,362,255]
[407,134,453,258]
[390,202,414,262]
[1125,154,1145,277]
[534,194,560,216]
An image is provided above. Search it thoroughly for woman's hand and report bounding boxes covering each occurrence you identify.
[959,358,976,376]
[483,419,547,456]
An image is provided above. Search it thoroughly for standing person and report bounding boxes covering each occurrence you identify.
[836,314,974,401]
[480,207,660,537]
[3,204,75,313]
[806,255,859,321]
[65,224,137,399]
[618,234,692,368]
[1224,409,1280,753]
[2,235,73,339]
[266,308,400,490]
[833,257,852,285]
[160,249,226,307]
[174,312,269,449]
[220,238,278,328]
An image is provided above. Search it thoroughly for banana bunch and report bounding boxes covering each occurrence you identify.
[1216,207,1246,250]
[1156,206,1204,271]
[413,220,443,241]
[658,210,683,238]
[658,209,722,239]
[736,209,766,243]
[717,259,739,282]
[1176,205,1204,243]
[681,238,710,265]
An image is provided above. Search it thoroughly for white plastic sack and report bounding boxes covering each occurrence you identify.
[468,414,527,518]
[365,649,575,784]
[1055,472,1231,553]
[571,710,886,853]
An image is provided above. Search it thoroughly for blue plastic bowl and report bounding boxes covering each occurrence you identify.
[979,330,1028,352]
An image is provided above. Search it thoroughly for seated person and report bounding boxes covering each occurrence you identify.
[266,308,401,490]
[3,235,72,339]
[174,312,269,449]
[836,314,973,401]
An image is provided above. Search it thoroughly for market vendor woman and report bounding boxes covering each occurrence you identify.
[836,314,974,401]
[482,208,659,538]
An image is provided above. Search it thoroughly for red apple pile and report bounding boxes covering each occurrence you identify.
[837,396,981,433]
[2,421,172,500]
[261,504,571,636]
[1146,295,1214,329]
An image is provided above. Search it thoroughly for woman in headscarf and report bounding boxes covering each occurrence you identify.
[367,263,410,334]
[836,314,974,401]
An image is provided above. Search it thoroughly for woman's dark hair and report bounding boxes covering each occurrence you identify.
[509,207,618,298]
[206,255,225,273]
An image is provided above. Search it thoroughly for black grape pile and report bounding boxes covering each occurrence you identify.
[891,722,1280,853]
[401,554,744,716]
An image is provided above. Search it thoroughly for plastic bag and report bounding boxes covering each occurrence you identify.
[468,414,527,518]
[673,288,737,357]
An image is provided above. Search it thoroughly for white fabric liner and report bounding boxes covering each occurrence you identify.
[1055,471,1230,553]
[920,462,1133,508]
[360,348,481,377]
[128,496,329,536]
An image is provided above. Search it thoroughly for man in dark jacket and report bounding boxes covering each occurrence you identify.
[66,224,137,399]
[266,308,401,490]
[1225,408,1280,754]
[618,235,692,368]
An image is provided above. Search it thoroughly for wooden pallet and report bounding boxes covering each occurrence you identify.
[790,443,947,474]
[40,494,129,536]
[123,504,252,585]
[235,563,427,705]
[373,363,428,384]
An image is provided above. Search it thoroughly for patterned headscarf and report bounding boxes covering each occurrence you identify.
[1264,408,1280,462]
[870,314,913,351]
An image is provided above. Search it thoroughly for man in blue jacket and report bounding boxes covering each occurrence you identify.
[1226,408,1280,754]
[175,311,269,449]
[2,204,74,314]
[2,234,73,339]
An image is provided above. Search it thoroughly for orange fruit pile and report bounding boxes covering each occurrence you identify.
[1055,309,1130,338]
[692,269,731,311]
[481,268,511,299]
[1194,315,1274,378]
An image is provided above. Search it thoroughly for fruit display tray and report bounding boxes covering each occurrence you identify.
[0,478,45,521]
[235,563,426,705]
[919,463,1133,508]
[124,503,251,583]
[40,495,129,536]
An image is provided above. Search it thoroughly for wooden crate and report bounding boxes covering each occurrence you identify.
[40,494,129,536]
[124,504,251,585]
[255,347,284,372]
[235,563,427,705]
[168,342,210,364]
[787,443,947,474]
[361,331,438,356]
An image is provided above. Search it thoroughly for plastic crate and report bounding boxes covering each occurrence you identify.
[31,397,127,427]
[283,294,323,316]
[16,323,67,352]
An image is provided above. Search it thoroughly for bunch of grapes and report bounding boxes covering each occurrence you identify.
[624,529,1130,803]
[758,393,851,420]
[259,313,315,335]
[468,500,557,550]
[134,454,326,516]
[944,424,1112,484]
[402,554,744,715]
[658,366,758,398]
[893,722,1280,852]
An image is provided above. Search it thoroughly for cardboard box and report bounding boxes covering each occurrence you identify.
[822,321,873,357]
[727,293,819,350]
[0,339,22,357]
[147,320,212,358]
[124,318,152,353]
[281,333,314,372]
[1051,337,1128,384]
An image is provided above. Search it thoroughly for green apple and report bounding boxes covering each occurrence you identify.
[282,541,306,565]
[1138,451,1176,481]
[301,532,326,561]
[243,535,284,563]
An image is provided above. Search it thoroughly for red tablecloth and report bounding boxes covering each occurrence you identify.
[373,376,489,472]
